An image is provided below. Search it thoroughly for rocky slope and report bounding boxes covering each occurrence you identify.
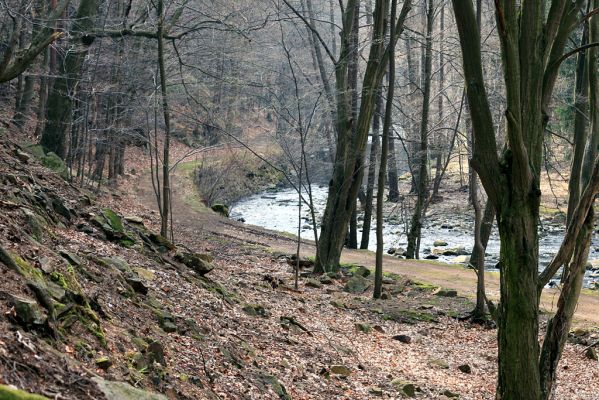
[0,136,598,399]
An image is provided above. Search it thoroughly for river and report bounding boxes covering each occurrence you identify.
[230,186,599,288]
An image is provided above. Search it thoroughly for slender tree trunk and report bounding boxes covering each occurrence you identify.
[314,0,411,273]
[34,48,50,138]
[361,91,382,249]
[374,0,397,299]
[431,5,445,199]
[566,24,590,224]
[347,1,360,250]
[13,74,35,128]
[540,4,599,397]
[406,0,433,260]
[157,0,171,238]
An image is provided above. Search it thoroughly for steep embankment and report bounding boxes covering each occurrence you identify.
[0,137,598,400]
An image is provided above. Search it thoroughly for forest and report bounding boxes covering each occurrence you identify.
[0,0,598,399]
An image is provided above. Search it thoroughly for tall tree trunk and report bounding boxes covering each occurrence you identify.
[41,0,100,158]
[452,1,594,397]
[157,0,171,238]
[387,133,400,201]
[431,4,445,199]
[360,91,382,249]
[314,0,412,273]
[539,3,599,397]
[406,0,433,260]
[347,1,360,250]
[13,73,35,128]
[374,0,398,299]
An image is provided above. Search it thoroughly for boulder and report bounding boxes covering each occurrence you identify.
[59,250,83,266]
[101,257,131,273]
[211,204,230,217]
[392,334,412,344]
[146,340,166,366]
[0,385,49,399]
[458,364,472,373]
[125,277,148,295]
[343,275,371,294]
[330,364,352,376]
[355,323,372,333]
[258,374,291,400]
[305,278,322,288]
[428,358,449,369]
[585,347,598,361]
[433,240,448,247]
[441,389,460,398]
[352,265,371,277]
[452,255,470,264]
[11,296,45,327]
[242,304,269,318]
[156,310,177,333]
[92,377,167,400]
[174,252,214,276]
[319,275,334,285]
[435,288,458,298]
[391,379,417,398]
[95,357,113,370]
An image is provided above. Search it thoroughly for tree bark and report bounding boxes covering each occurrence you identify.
[314,0,411,273]
[157,0,171,238]
[361,91,382,249]
[374,0,398,299]
[406,0,433,260]
[41,0,100,158]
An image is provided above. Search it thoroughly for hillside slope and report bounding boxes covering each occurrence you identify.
[0,138,598,399]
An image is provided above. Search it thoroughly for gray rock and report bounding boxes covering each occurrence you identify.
[125,277,148,295]
[174,252,214,276]
[441,389,460,398]
[59,250,83,266]
[391,379,417,398]
[95,357,113,370]
[330,364,352,376]
[435,288,458,298]
[92,377,167,400]
[585,347,598,361]
[352,265,371,277]
[343,275,371,294]
[101,256,131,273]
[305,278,322,288]
[11,296,45,327]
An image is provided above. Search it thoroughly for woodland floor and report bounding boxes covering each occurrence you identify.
[119,143,599,399]
[0,137,598,400]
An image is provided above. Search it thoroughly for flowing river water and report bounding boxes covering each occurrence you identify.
[230,186,599,288]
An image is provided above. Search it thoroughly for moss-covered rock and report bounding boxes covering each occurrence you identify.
[258,374,291,400]
[40,152,67,177]
[174,252,214,276]
[10,296,46,327]
[101,208,124,233]
[148,233,175,252]
[0,385,49,399]
[92,377,167,400]
[343,275,371,294]
[211,203,229,217]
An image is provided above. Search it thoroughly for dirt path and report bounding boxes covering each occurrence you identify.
[133,161,599,328]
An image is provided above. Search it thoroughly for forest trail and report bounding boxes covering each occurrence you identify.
[133,160,599,328]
